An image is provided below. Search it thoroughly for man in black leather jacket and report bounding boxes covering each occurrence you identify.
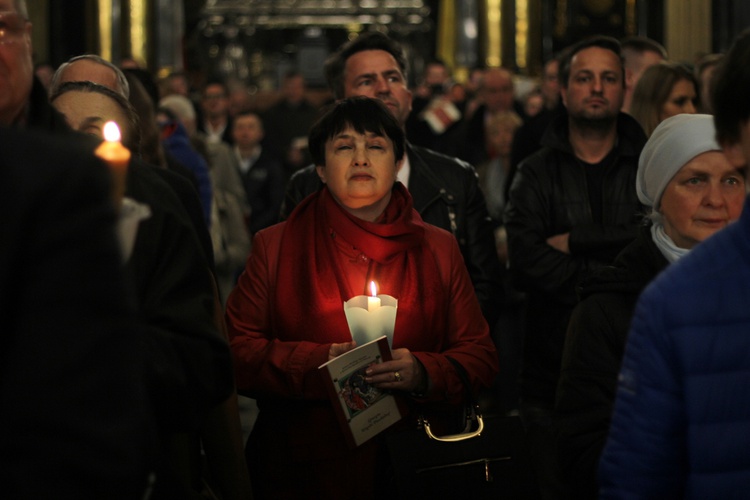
[504,36,646,499]
[281,32,503,327]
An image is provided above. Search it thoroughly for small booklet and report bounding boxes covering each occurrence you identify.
[422,97,462,134]
[319,335,404,448]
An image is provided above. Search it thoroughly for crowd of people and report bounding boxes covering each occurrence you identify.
[4,0,750,496]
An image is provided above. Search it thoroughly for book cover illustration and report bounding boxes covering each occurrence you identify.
[337,362,386,417]
[319,336,403,448]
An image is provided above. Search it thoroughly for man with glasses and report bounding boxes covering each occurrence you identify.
[199,79,234,145]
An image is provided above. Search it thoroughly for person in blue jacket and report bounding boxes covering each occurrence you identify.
[599,28,750,498]
[556,113,745,499]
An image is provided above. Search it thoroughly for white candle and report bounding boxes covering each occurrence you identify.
[367,280,381,311]
[95,121,130,211]
[343,285,398,347]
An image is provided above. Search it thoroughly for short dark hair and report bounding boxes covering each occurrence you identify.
[714,29,750,146]
[232,109,263,131]
[324,32,409,99]
[559,35,624,88]
[620,36,668,59]
[424,58,448,73]
[308,96,405,167]
[123,68,159,108]
[695,53,724,80]
[203,78,228,97]
[234,109,262,121]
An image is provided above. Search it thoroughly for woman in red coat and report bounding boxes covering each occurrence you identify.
[226,96,499,498]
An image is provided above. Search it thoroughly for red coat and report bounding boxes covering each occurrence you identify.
[226,194,498,498]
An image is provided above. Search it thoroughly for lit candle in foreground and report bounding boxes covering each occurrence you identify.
[95,121,131,210]
[367,281,381,311]
[344,284,398,347]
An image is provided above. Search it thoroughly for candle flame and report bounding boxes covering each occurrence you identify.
[103,121,121,142]
[369,281,377,297]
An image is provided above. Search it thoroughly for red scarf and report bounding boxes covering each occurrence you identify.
[273,184,448,349]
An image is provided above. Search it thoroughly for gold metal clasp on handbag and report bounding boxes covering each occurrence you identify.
[420,412,484,442]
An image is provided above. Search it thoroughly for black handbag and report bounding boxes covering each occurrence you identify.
[386,358,539,499]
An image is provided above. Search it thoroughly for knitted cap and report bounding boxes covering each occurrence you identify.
[636,114,722,209]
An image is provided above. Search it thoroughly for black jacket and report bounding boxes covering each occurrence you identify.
[506,102,566,202]
[33,82,230,427]
[280,142,504,327]
[1,126,154,498]
[25,80,233,497]
[554,224,668,499]
[504,111,647,407]
[239,148,285,234]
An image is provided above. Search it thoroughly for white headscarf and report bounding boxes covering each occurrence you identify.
[636,114,723,210]
[636,114,724,261]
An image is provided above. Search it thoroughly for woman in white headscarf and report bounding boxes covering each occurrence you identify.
[554,113,746,499]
